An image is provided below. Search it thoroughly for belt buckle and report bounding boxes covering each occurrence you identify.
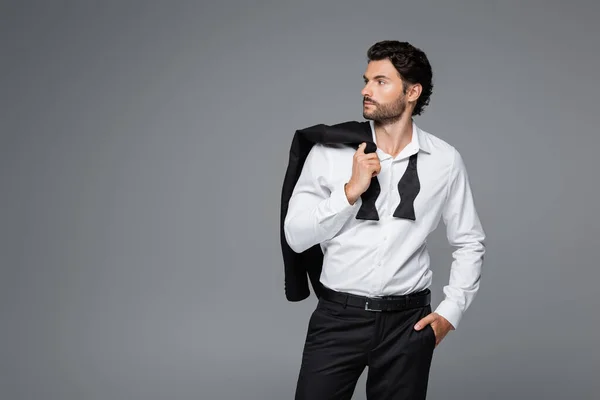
[364,299,382,312]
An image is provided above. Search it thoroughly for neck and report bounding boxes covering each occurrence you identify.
[373,114,414,157]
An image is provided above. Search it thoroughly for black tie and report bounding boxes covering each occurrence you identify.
[356,151,420,222]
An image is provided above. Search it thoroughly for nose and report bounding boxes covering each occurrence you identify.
[361,84,372,98]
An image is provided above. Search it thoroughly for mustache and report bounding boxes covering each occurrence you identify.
[363,98,376,104]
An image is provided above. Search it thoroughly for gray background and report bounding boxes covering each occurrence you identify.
[1,1,599,399]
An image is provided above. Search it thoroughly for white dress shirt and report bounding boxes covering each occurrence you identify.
[283,119,486,329]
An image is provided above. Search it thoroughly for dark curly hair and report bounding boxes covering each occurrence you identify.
[366,40,433,116]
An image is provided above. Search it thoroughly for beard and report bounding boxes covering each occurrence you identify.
[363,94,407,123]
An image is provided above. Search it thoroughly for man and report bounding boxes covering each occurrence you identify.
[283,40,486,399]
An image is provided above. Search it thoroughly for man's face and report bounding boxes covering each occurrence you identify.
[361,59,408,122]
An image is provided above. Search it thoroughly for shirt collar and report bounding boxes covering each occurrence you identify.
[368,119,432,160]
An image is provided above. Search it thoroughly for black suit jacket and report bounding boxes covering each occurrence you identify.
[279,120,378,302]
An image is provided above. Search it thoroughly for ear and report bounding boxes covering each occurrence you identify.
[407,83,422,103]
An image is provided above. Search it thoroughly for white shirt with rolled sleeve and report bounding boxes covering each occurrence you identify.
[283,119,486,329]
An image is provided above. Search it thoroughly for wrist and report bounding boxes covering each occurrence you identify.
[344,182,359,205]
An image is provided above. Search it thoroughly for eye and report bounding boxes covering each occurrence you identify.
[378,80,385,85]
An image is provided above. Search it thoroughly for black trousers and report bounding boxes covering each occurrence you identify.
[294,294,436,400]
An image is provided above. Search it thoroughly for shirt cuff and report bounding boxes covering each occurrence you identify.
[434,299,463,330]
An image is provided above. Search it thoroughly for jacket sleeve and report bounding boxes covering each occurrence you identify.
[284,143,361,253]
[433,148,486,330]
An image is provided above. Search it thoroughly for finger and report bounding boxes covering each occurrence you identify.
[369,166,381,176]
[362,160,380,166]
[355,142,366,155]
[365,163,380,174]
[362,156,379,163]
[414,314,436,330]
[357,152,378,161]
[365,165,381,176]
[359,159,379,167]
[365,162,381,172]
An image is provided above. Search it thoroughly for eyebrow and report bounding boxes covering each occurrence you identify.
[363,74,390,80]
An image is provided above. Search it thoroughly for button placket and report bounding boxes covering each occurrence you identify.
[375,158,388,290]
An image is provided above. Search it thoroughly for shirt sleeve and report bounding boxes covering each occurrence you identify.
[284,143,361,253]
[433,148,486,330]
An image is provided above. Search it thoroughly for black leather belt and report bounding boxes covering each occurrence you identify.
[320,285,431,312]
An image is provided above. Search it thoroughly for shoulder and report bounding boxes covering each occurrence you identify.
[420,127,456,154]
[419,127,474,185]
[418,126,463,166]
[304,143,347,170]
